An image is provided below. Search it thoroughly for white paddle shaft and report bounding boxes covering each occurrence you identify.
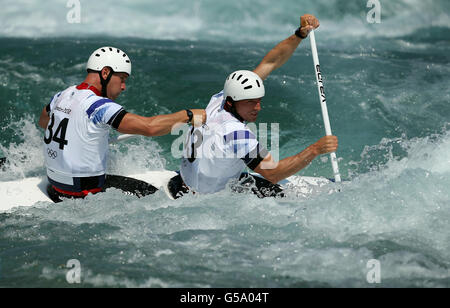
[309,30,341,182]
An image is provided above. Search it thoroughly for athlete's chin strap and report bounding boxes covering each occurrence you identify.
[98,69,114,98]
[224,98,245,123]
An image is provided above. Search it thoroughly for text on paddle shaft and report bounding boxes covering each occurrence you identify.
[315,65,327,104]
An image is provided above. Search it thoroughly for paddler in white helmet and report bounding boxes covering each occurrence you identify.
[38,46,206,202]
[177,14,338,196]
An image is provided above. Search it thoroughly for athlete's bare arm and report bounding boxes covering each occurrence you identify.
[253,135,338,184]
[253,14,319,81]
[117,109,206,137]
[38,106,50,129]
[39,105,206,137]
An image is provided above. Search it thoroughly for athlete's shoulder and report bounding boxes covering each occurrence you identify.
[48,85,76,107]
[211,90,224,100]
[54,85,76,98]
[60,85,78,96]
[206,90,224,109]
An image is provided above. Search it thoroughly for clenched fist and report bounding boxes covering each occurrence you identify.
[298,14,320,38]
[311,135,338,155]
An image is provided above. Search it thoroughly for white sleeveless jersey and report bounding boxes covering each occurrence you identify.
[43,85,124,184]
[180,91,268,194]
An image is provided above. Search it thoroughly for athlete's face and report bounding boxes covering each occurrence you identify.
[108,72,128,100]
[234,98,262,122]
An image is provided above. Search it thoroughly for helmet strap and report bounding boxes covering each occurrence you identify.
[98,69,114,98]
[224,97,245,123]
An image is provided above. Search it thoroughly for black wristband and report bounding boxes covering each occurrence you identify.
[185,109,193,123]
[295,26,308,39]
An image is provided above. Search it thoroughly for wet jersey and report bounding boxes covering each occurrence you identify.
[43,84,127,186]
[180,91,268,193]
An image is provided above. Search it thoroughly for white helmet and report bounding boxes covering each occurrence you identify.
[223,70,265,101]
[86,46,132,76]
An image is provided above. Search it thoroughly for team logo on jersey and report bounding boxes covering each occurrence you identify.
[47,148,58,159]
[55,106,72,114]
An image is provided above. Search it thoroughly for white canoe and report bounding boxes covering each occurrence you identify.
[0,171,332,212]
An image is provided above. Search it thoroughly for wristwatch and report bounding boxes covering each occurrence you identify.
[295,26,308,39]
[185,109,193,123]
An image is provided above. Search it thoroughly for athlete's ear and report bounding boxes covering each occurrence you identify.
[101,67,112,80]
[223,101,230,112]
[224,98,233,112]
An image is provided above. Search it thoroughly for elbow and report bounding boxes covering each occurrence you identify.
[261,171,280,185]
[257,161,281,184]
[38,118,48,129]
[141,119,159,136]
[144,125,164,137]
[267,176,280,185]
[144,127,158,137]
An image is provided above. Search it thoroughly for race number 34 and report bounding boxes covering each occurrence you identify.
[44,114,69,150]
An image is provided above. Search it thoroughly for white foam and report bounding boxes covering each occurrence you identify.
[0,116,44,180]
[0,0,448,42]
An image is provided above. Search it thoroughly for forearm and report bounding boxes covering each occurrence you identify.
[267,145,318,183]
[38,106,50,129]
[254,14,319,81]
[144,111,189,136]
[262,34,302,71]
[254,34,302,80]
[257,135,337,183]
[118,111,188,137]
